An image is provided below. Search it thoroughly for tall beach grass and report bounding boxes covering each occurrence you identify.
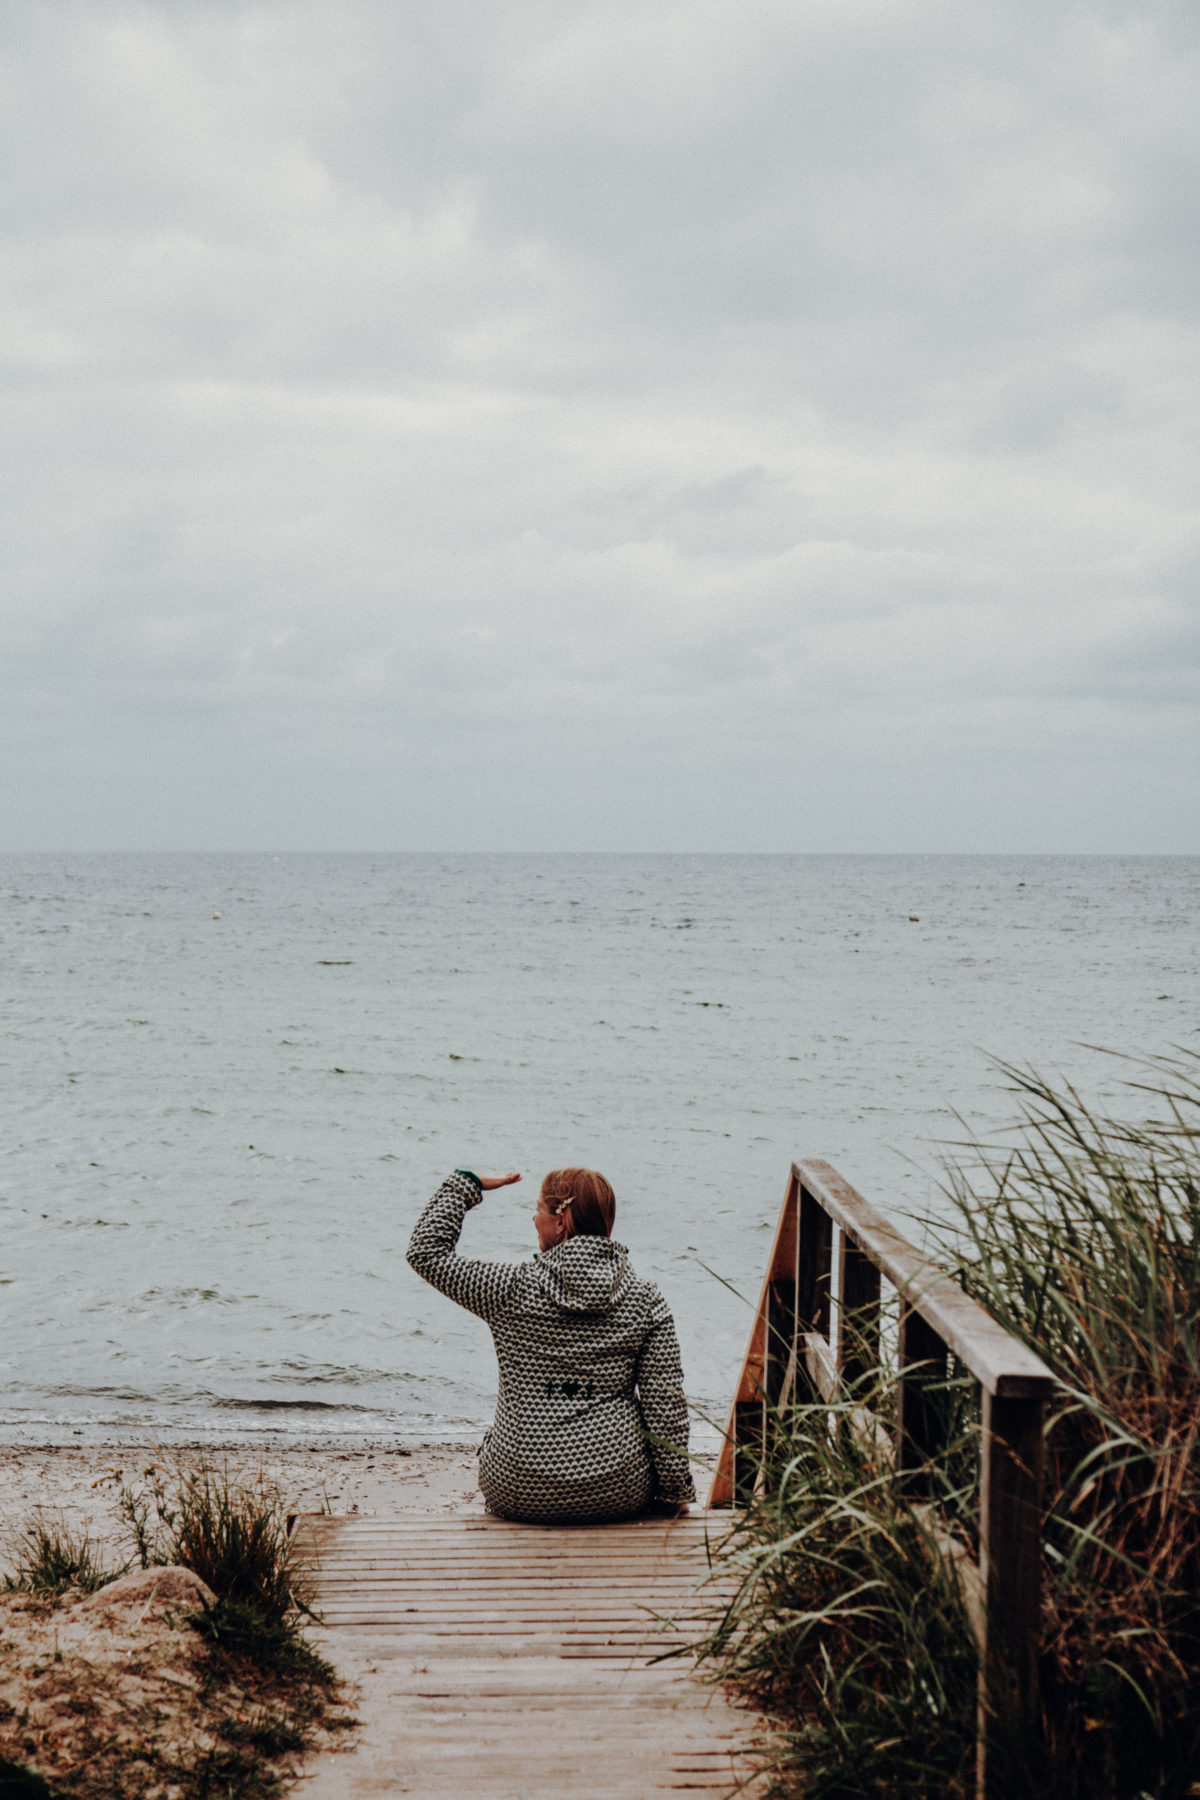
[694,1376,980,1799]
[693,1052,1200,1800]
[939,1052,1200,1797]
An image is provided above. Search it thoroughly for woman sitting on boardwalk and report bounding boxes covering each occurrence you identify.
[407,1168,696,1523]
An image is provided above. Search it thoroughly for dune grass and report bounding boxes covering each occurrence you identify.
[0,1457,351,1800]
[693,1052,1200,1800]
[694,1378,980,1799]
[118,1456,310,1635]
[1,1518,116,1599]
[937,1052,1200,1799]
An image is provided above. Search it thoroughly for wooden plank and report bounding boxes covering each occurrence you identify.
[296,1517,715,1531]
[305,1579,721,1593]
[307,1599,722,1614]
[301,1543,696,1555]
[301,1547,718,1559]
[300,1541,718,1552]
[299,1560,721,1578]
[378,1691,740,1710]
[300,1555,718,1569]
[304,1634,695,1654]
[298,1550,719,1562]
[307,1602,717,1618]
[300,1551,716,1562]
[319,1558,723,1575]
[305,1576,712,1591]
[357,1689,725,1707]
[297,1524,715,1535]
[300,1540,717,1557]
[307,1621,706,1634]
[306,1599,719,1614]
[392,1659,717,1675]
[312,1635,701,1651]
[306,1578,723,1595]
[297,1514,766,1799]
[296,1519,719,1533]
[307,1607,710,1621]
[308,1606,720,1620]
[296,1522,716,1538]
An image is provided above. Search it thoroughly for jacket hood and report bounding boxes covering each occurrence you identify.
[533,1236,633,1313]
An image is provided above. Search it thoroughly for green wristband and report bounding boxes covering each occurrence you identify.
[454,1168,482,1189]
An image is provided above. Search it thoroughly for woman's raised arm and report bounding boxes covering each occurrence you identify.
[406,1171,520,1323]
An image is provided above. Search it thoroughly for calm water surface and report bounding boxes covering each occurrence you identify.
[1,854,1196,1445]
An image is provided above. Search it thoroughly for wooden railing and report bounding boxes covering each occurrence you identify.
[708,1160,1055,1800]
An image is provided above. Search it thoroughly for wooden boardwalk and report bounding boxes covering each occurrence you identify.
[294,1512,765,1799]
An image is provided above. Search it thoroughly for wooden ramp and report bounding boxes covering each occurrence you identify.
[293,1512,765,1800]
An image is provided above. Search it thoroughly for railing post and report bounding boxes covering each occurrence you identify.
[796,1181,832,1401]
[896,1301,949,1493]
[977,1391,1045,1799]
[731,1399,760,1506]
[764,1275,798,1407]
[758,1269,796,1485]
[836,1236,880,1389]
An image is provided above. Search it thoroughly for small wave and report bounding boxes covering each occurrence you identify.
[213,1398,371,1413]
[43,1385,160,1404]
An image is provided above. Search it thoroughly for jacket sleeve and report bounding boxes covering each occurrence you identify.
[634,1295,697,1505]
[406,1172,518,1324]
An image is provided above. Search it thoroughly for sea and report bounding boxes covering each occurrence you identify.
[0,854,1195,1449]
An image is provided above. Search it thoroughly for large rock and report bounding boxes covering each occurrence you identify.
[81,1565,216,1614]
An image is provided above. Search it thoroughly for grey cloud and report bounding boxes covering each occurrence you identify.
[0,0,1198,850]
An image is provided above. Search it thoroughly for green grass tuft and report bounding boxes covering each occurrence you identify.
[117,1456,306,1626]
[0,1516,117,1598]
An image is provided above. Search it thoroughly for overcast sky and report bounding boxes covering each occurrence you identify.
[1,0,1197,852]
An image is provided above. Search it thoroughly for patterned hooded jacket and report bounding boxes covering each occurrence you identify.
[407,1172,695,1522]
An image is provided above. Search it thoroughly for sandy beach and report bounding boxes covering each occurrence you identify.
[0,1442,485,1564]
[0,1442,488,1794]
[0,1439,722,1798]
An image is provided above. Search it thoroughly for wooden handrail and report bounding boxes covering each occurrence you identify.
[707,1160,1056,1800]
